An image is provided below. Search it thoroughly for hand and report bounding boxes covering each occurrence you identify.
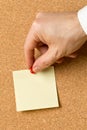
[24,12,87,72]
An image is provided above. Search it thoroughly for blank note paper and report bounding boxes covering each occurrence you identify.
[13,66,59,111]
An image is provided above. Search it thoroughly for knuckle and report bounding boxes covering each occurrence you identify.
[33,12,44,31]
[33,18,40,26]
[36,12,44,19]
[32,20,38,27]
[32,19,42,32]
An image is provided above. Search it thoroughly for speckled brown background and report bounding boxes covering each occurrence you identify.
[0,0,87,130]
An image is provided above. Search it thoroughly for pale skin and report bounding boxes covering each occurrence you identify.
[24,12,87,73]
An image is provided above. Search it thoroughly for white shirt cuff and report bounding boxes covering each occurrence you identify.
[78,6,87,35]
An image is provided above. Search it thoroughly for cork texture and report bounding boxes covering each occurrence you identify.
[0,0,87,130]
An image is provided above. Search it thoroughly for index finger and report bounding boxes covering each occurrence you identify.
[24,25,39,69]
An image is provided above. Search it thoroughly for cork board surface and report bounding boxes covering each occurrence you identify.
[0,0,87,130]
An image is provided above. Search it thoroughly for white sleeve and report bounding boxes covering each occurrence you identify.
[78,6,87,35]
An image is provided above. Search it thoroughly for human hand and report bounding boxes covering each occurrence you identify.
[24,12,87,73]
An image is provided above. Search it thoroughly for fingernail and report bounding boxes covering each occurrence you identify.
[33,66,39,72]
[29,67,36,74]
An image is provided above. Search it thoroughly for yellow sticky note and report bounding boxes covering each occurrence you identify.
[13,66,59,111]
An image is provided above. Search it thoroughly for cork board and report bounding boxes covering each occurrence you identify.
[0,0,87,130]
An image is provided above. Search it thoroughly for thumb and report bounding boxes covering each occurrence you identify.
[32,49,57,72]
